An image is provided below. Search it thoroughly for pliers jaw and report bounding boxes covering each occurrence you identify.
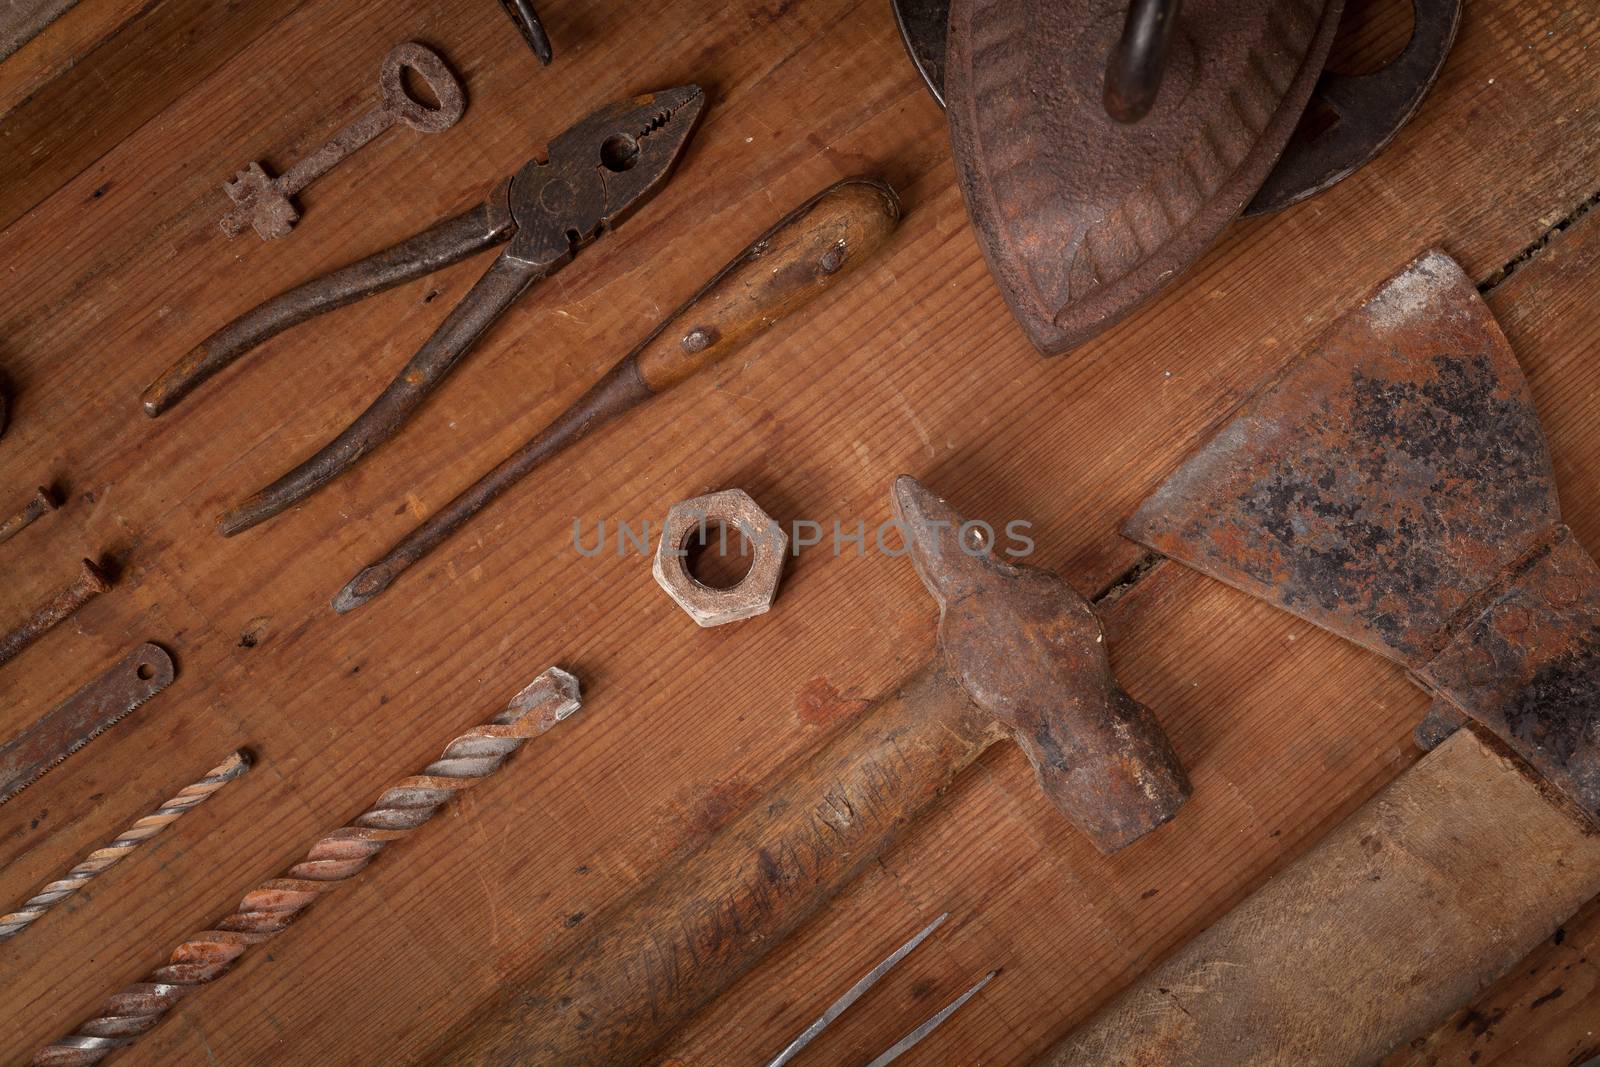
[506,84,705,265]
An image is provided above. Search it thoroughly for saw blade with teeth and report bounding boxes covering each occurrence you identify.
[0,643,176,805]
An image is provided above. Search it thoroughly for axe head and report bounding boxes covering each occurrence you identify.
[1128,250,1600,822]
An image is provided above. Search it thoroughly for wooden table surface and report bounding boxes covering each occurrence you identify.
[2,0,1597,1063]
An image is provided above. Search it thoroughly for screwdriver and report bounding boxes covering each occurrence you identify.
[333,176,901,614]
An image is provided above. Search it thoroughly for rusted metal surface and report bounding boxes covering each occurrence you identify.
[1103,0,1182,124]
[154,86,704,535]
[1128,249,1600,822]
[891,0,950,106]
[0,558,113,670]
[0,643,173,806]
[894,476,1189,850]
[0,485,58,546]
[499,0,553,64]
[943,0,1343,355]
[33,668,580,1067]
[0,750,251,943]
[331,177,899,613]
[1251,0,1462,214]
[653,488,787,627]
[143,186,515,417]
[430,475,1186,1065]
[220,42,465,241]
[1419,530,1600,818]
[896,0,1460,215]
[896,0,1460,349]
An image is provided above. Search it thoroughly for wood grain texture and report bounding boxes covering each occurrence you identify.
[1382,894,1600,1066]
[0,0,76,62]
[1040,726,1600,1065]
[0,0,1598,1063]
[0,0,312,230]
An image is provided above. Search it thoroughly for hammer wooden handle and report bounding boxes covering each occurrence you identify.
[426,666,1002,1065]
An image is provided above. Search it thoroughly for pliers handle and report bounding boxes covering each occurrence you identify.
[140,86,704,538]
[141,178,515,419]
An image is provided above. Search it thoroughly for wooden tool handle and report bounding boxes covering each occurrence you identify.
[1040,727,1600,1066]
[427,666,1002,1065]
[633,177,901,392]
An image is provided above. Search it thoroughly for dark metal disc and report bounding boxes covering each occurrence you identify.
[1248,0,1461,214]
[894,0,1461,217]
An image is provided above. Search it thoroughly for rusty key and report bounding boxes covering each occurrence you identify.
[220,41,465,241]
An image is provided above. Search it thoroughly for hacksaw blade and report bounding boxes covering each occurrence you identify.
[0,642,175,805]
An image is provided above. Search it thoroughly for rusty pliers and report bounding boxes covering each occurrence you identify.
[142,86,705,537]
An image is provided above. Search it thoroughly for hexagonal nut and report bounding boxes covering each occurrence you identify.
[652,489,787,627]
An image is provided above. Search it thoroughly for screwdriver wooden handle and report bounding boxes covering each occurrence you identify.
[332,177,902,613]
[633,176,901,390]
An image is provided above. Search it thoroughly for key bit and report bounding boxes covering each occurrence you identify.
[220,41,465,241]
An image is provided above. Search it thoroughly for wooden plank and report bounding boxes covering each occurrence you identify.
[0,0,152,115]
[0,0,309,230]
[0,0,1597,1063]
[1382,894,1600,1067]
[1041,727,1600,1066]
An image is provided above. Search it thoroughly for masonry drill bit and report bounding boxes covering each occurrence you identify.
[33,666,581,1067]
[0,751,252,943]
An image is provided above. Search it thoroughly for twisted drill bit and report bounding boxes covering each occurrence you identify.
[1,751,252,944]
[34,666,581,1067]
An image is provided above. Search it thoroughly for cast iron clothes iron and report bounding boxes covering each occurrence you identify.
[894,0,1460,353]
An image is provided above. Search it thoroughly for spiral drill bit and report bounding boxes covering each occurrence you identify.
[1,750,252,943]
[34,666,581,1067]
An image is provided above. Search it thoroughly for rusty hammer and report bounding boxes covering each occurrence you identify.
[428,476,1190,1065]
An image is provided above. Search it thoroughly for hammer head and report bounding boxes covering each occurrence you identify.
[892,476,1190,853]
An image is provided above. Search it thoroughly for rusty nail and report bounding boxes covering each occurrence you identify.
[0,559,114,670]
[0,487,59,546]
